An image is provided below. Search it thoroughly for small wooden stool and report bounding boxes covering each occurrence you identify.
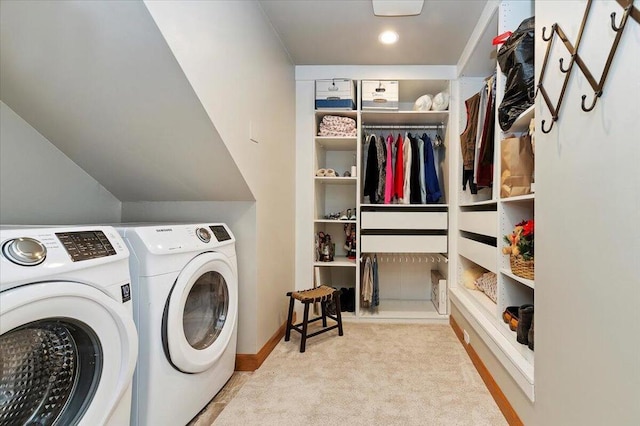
[285,285,344,352]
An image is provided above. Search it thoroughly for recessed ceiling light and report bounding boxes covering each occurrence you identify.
[379,30,399,45]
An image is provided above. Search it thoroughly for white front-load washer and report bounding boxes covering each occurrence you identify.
[115,223,238,426]
[0,226,138,426]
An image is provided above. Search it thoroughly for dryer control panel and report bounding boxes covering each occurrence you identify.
[56,231,117,262]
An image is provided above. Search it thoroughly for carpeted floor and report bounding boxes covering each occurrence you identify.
[210,323,507,426]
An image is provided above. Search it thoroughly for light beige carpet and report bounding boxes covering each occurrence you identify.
[213,323,507,426]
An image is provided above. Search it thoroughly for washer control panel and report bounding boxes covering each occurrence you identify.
[55,230,117,262]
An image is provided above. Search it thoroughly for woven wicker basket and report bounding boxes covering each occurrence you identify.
[510,255,534,280]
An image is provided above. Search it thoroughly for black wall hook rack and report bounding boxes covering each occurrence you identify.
[536,0,638,134]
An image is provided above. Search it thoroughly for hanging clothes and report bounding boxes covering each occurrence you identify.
[393,133,404,202]
[422,134,441,203]
[418,136,426,204]
[402,132,412,204]
[363,134,379,203]
[375,134,386,204]
[384,134,394,204]
[361,256,373,307]
[460,93,481,194]
[409,134,422,204]
[371,254,379,311]
[473,82,488,185]
[476,77,496,188]
[362,133,371,191]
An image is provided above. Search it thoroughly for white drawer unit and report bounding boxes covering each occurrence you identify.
[459,210,497,237]
[361,234,447,253]
[361,211,448,230]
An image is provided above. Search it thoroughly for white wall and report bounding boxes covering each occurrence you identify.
[535,1,640,424]
[0,102,121,225]
[0,0,252,202]
[144,0,296,353]
[120,201,257,354]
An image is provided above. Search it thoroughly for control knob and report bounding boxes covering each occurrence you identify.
[2,237,47,266]
[196,227,211,243]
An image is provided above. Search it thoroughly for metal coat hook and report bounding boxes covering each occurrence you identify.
[542,24,556,41]
[559,57,572,73]
[581,91,602,112]
[541,118,556,134]
[611,11,625,31]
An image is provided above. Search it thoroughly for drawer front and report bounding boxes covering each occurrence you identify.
[361,211,448,230]
[458,236,496,273]
[459,211,497,237]
[361,235,447,253]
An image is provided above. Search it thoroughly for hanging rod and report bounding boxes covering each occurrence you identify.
[362,124,442,130]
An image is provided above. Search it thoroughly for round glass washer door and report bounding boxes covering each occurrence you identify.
[0,282,138,426]
[164,252,238,373]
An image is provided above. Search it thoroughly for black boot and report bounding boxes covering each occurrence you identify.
[517,305,534,345]
[528,316,534,351]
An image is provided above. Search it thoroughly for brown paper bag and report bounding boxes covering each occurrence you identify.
[501,134,534,198]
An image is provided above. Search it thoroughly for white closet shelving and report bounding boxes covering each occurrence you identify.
[312,79,452,321]
[449,0,536,402]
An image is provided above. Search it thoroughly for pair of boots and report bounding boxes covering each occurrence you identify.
[516,304,534,351]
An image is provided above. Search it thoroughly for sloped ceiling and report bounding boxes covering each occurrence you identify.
[0,0,253,202]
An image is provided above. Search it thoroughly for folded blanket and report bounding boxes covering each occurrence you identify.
[318,115,357,137]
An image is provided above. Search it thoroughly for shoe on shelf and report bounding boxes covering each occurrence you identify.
[325,168,337,177]
[517,304,534,345]
[502,306,519,331]
[528,317,534,351]
[316,168,327,177]
[349,209,357,220]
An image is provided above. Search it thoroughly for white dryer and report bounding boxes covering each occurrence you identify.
[0,226,138,426]
[115,223,238,426]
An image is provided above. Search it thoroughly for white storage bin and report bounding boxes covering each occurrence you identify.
[315,79,356,110]
[362,80,399,110]
[361,235,447,253]
[361,211,447,230]
[431,270,447,315]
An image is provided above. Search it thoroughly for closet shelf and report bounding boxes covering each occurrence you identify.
[459,286,497,319]
[314,257,356,267]
[315,109,358,119]
[314,219,357,224]
[361,110,449,125]
[504,105,535,134]
[500,193,535,203]
[500,268,535,289]
[314,176,357,185]
[315,137,357,150]
[459,199,497,207]
[358,299,447,320]
[360,203,448,208]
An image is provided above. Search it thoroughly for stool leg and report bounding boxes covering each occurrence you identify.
[300,301,310,353]
[321,300,327,327]
[333,292,344,336]
[285,295,295,342]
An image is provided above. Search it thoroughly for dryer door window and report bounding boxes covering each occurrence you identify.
[164,252,238,374]
[183,271,229,350]
[0,319,102,426]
